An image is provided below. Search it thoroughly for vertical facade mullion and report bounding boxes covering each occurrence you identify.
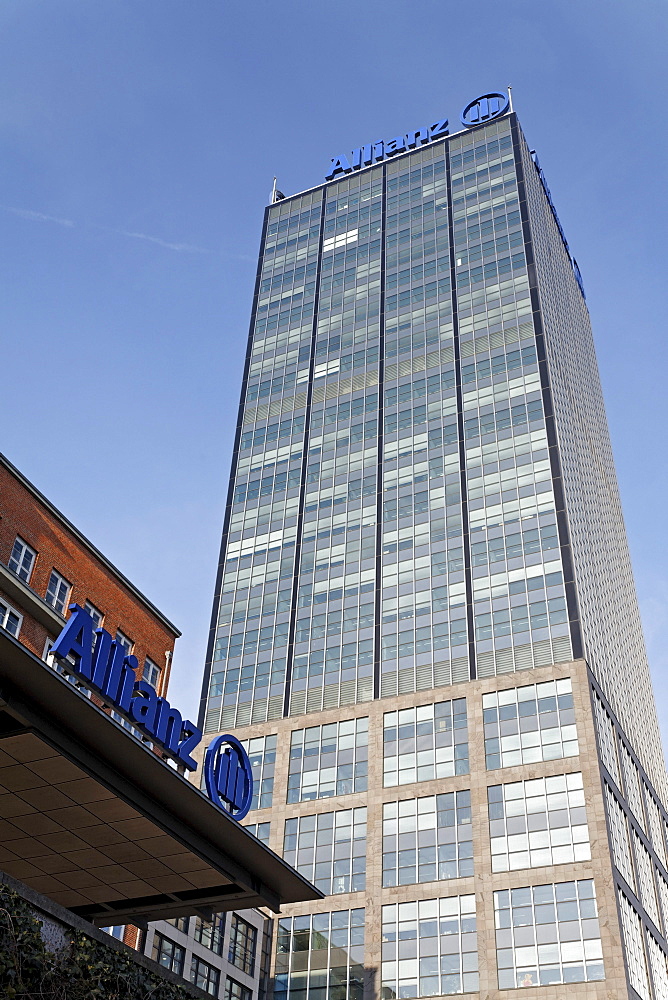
[282,189,328,717]
[444,142,477,682]
[373,163,388,700]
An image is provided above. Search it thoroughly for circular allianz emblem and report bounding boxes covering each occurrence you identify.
[204,734,253,821]
[460,93,510,128]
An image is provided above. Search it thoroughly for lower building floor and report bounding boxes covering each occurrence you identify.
[187,657,668,1000]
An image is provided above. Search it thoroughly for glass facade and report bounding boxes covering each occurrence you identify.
[191,955,221,996]
[382,792,473,886]
[244,821,271,846]
[494,879,604,989]
[605,783,636,891]
[288,718,368,802]
[194,913,225,955]
[202,113,577,735]
[618,890,651,999]
[482,678,578,769]
[229,915,257,976]
[647,933,668,999]
[381,896,478,997]
[283,808,366,895]
[383,698,468,786]
[275,910,364,1000]
[198,108,668,1000]
[488,772,590,872]
[152,931,185,976]
[241,734,277,810]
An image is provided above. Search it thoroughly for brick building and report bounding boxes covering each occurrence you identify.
[0,450,179,693]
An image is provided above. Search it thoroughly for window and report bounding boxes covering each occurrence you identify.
[657,869,668,932]
[382,792,473,886]
[287,719,367,803]
[244,822,271,846]
[647,932,668,1000]
[151,931,185,975]
[226,977,253,1000]
[494,879,604,988]
[143,656,160,688]
[275,909,364,1000]
[241,733,277,809]
[166,915,190,933]
[0,598,22,638]
[483,678,577,769]
[258,915,272,1000]
[381,895,478,997]
[45,570,71,614]
[284,808,366,894]
[605,784,635,890]
[84,600,104,628]
[191,955,220,996]
[116,629,133,654]
[592,692,620,788]
[110,709,144,742]
[620,744,645,831]
[8,537,36,583]
[632,830,660,929]
[43,637,90,693]
[383,698,468,786]
[194,912,225,955]
[229,915,257,975]
[488,772,590,872]
[643,783,667,868]
[103,925,124,940]
[618,890,650,999]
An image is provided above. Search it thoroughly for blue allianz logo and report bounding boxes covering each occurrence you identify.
[460,93,509,128]
[204,735,253,821]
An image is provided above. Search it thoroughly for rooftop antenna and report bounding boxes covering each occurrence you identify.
[507,85,514,113]
[270,177,286,204]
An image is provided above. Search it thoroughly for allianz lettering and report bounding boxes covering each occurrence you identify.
[326,119,449,180]
[50,604,202,770]
[324,92,511,181]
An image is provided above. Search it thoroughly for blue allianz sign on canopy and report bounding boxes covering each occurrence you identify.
[50,605,253,820]
[325,92,510,181]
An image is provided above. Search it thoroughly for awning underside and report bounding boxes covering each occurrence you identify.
[0,728,262,925]
[0,630,321,925]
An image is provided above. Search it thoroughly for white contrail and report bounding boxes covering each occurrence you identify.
[111,228,208,253]
[0,204,209,253]
[1,205,75,227]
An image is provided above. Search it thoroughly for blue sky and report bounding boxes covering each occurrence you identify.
[2,0,667,740]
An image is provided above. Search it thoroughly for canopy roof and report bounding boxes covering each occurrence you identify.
[0,631,321,926]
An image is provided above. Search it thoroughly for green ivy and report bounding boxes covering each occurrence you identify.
[0,885,199,999]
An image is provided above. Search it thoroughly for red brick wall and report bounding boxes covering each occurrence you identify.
[0,583,50,659]
[0,463,178,691]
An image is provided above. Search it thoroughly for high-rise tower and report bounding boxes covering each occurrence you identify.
[198,98,668,998]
